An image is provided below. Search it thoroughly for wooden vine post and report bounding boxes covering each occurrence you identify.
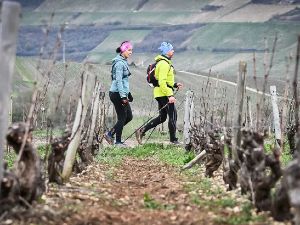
[183,90,194,147]
[232,61,247,166]
[286,36,300,225]
[97,91,106,147]
[294,36,300,138]
[0,1,21,192]
[86,81,100,157]
[62,70,89,181]
[270,85,281,148]
[246,96,253,128]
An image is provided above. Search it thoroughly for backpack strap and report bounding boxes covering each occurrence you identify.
[111,60,131,80]
[156,59,174,90]
[156,58,172,73]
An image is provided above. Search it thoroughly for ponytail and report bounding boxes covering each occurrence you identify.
[116,47,121,53]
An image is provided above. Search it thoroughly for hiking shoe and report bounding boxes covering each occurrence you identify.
[170,140,181,146]
[114,142,127,148]
[103,131,114,145]
[135,128,145,144]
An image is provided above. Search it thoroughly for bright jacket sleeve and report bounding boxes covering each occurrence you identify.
[157,61,173,96]
[114,61,127,98]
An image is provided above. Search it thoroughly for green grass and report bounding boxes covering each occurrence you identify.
[143,192,161,209]
[15,57,36,83]
[21,12,75,26]
[35,0,211,13]
[184,175,223,196]
[264,137,293,166]
[184,174,267,225]
[189,22,300,50]
[143,192,176,210]
[4,151,16,168]
[185,22,300,77]
[96,143,193,166]
[214,202,266,225]
[190,194,236,208]
[32,129,64,138]
[4,143,50,168]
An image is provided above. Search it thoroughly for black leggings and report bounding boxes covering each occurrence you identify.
[109,92,133,142]
[143,96,177,142]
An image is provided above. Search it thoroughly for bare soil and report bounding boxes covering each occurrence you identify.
[1,156,287,225]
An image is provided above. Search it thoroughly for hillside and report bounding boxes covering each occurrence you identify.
[17,0,300,25]
[12,0,300,91]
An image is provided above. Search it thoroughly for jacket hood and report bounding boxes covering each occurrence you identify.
[154,55,172,64]
[112,54,127,65]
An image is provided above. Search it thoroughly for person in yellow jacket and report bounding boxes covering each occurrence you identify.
[136,42,183,144]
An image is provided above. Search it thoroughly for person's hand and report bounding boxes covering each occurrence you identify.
[174,82,183,90]
[168,96,176,104]
[128,92,133,102]
[121,97,129,106]
[176,82,183,90]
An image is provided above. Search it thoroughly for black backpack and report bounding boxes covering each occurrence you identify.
[146,59,170,87]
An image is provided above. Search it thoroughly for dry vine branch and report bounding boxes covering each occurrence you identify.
[281,54,293,152]
[15,90,38,165]
[55,63,68,112]
[36,12,55,72]
[257,34,278,131]
[32,24,66,127]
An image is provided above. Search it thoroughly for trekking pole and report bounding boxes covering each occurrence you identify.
[123,89,179,143]
[123,102,170,143]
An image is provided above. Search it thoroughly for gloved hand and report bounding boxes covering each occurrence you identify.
[128,92,133,102]
[174,82,183,90]
[168,96,176,104]
[121,97,129,106]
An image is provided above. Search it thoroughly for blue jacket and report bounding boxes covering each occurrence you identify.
[109,54,131,98]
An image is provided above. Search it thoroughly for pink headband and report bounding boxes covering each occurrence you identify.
[120,41,133,53]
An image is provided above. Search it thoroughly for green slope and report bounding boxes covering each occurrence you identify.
[86,30,151,63]
[35,0,212,12]
[36,0,142,12]
[186,22,300,51]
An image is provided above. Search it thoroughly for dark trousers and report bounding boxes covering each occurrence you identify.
[143,96,177,142]
[109,92,133,142]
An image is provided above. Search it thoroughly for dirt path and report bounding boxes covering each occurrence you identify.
[50,158,212,225]
[2,156,287,225]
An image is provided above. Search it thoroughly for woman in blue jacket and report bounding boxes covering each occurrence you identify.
[104,41,133,146]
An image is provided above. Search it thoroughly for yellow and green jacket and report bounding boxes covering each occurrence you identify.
[153,55,175,98]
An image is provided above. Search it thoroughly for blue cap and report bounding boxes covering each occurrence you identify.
[158,42,173,55]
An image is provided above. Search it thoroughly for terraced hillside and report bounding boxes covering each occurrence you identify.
[13,0,300,94]
[18,0,300,25]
